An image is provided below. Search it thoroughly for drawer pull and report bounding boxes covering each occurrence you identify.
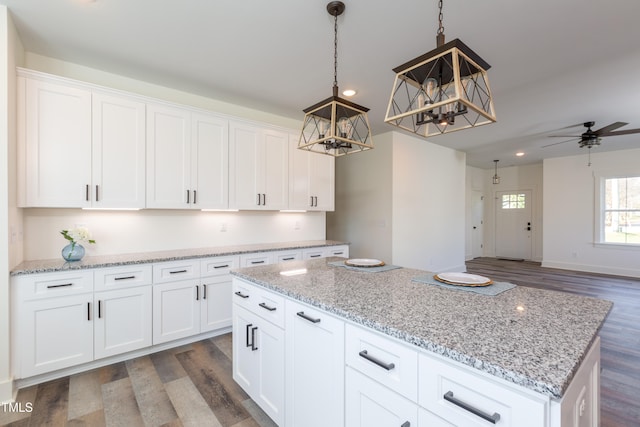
[251,326,258,351]
[235,291,249,299]
[47,283,73,289]
[213,264,230,269]
[251,260,265,265]
[282,257,295,261]
[114,276,136,281]
[359,350,395,371]
[443,391,501,424]
[259,302,276,312]
[169,269,188,274]
[297,311,321,323]
[246,323,253,348]
[333,252,344,255]
[309,254,322,258]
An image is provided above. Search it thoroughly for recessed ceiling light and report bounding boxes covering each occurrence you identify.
[516,152,525,157]
[342,89,356,97]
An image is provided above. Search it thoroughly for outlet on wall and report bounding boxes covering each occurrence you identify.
[220,223,228,232]
[294,221,301,230]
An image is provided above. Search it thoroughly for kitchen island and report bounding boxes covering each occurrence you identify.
[230,257,612,427]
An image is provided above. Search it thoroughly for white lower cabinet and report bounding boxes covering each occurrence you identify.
[285,299,344,427]
[200,256,240,332]
[152,279,201,344]
[233,304,285,426]
[346,367,418,427]
[94,285,152,359]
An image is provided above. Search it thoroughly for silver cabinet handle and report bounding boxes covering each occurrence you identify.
[359,350,395,371]
[443,391,501,424]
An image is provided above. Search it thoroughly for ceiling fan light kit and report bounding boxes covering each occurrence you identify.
[384,0,496,138]
[298,1,374,157]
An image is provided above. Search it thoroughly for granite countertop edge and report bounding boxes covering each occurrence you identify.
[230,263,612,400]
[10,240,349,276]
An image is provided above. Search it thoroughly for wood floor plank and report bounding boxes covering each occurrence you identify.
[0,384,37,425]
[67,369,104,420]
[176,340,251,426]
[165,376,223,427]
[125,356,179,426]
[101,377,144,427]
[27,377,69,427]
[150,348,189,384]
[211,333,233,361]
[66,408,106,427]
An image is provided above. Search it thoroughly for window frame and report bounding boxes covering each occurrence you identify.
[595,171,640,249]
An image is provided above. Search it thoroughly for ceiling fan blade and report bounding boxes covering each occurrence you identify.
[599,128,640,137]
[547,135,580,138]
[542,138,578,148]
[594,122,628,135]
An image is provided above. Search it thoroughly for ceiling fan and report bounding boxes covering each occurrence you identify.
[543,121,640,149]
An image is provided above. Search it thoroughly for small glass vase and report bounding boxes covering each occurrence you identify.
[61,243,85,262]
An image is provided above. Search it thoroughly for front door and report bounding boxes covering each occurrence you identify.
[495,190,532,260]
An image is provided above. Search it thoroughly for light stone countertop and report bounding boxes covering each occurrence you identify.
[230,257,613,399]
[10,240,348,276]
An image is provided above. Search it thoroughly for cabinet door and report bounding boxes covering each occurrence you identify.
[285,300,345,427]
[94,286,152,359]
[345,367,418,427]
[262,128,289,210]
[92,93,146,208]
[152,280,200,344]
[20,295,93,377]
[201,277,233,332]
[146,103,192,208]
[229,121,261,209]
[21,77,92,207]
[308,150,335,211]
[191,112,229,209]
[232,305,260,394]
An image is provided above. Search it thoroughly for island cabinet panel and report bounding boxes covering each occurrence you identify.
[200,256,240,332]
[418,353,548,427]
[345,367,418,427]
[285,299,345,427]
[232,303,285,426]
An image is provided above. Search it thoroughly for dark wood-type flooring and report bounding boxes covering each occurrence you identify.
[2,258,639,426]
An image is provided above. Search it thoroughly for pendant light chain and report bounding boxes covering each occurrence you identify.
[437,0,444,36]
[333,10,339,89]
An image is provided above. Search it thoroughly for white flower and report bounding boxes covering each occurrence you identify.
[61,226,96,245]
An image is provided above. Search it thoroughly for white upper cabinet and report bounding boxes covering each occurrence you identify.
[289,134,335,211]
[19,75,92,207]
[229,121,289,210]
[92,93,146,208]
[146,104,229,209]
[18,72,146,208]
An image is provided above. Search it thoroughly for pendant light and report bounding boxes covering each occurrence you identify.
[298,1,373,156]
[384,0,496,138]
[492,160,500,184]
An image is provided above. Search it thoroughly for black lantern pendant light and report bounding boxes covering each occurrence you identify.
[298,1,373,156]
[384,0,496,138]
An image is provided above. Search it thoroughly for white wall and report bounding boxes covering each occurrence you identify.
[326,132,392,262]
[543,148,640,277]
[23,209,325,260]
[1,4,24,403]
[328,131,466,273]
[391,132,466,272]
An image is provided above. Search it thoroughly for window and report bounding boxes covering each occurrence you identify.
[501,193,526,209]
[601,176,640,244]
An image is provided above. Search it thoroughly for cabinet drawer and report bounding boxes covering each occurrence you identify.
[240,252,272,267]
[232,279,284,328]
[327,245,349,258]
[302,248,325,260]
[94,264,152,291]
[345,324,418,401]
[201,256,239,277]
[153,260,200,283]
[272,250,302,263]
[13,271,94,301]
[418,353,547,427]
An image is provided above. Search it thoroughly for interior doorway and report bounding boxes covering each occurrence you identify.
[495,190,532,260]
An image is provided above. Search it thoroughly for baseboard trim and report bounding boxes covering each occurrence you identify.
[541,260,640,279]
[0,376,15,403]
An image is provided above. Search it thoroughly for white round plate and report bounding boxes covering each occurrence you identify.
[344,258,385,268]
[436,272,491,285]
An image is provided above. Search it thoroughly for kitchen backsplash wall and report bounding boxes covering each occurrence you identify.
[22,209,326,260]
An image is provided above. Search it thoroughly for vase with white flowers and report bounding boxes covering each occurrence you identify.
[60,226,96,261]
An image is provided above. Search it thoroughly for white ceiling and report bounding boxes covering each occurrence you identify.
[3,0,640,168]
